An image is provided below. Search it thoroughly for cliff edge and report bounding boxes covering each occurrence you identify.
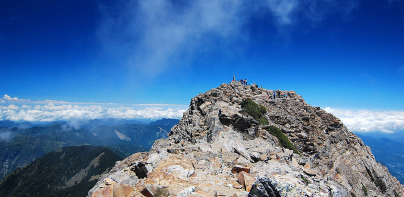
[88,81,403,197]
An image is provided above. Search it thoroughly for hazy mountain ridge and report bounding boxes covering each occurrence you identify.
[357,134,404,185]
[0,118,179,180]
[0,120,35,129]
[0,145,123,197]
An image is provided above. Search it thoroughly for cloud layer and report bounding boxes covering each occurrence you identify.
[97,0,358,77]
[325,107,404,133]
[0,94,187,122]
[3,94,404,134]
[0,103,187,122]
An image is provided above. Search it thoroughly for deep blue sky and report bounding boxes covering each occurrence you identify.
[1,0,404,123]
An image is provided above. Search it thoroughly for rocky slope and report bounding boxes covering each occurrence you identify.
[88,82,404,197]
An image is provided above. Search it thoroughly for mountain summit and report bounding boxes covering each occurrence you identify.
[88,82,403,197]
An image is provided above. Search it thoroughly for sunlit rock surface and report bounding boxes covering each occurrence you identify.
[88,81,404,197]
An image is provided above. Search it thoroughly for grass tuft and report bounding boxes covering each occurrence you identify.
[300,175,310,185]
[241,98,268,125]
[362,182,368,196]
[267,126,300,155]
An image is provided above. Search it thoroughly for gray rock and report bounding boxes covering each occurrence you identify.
[88,82,404,197]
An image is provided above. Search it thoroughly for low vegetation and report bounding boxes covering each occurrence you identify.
[266,126,300,155]
[375,178,387,193]
[362,182,368,196]
[241,98,268,125]
[300,175,310,185]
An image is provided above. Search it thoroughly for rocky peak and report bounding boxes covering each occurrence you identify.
[89,82,404,197]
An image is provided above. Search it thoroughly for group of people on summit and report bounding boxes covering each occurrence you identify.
[232,75,289,100]
[233,75,256,86]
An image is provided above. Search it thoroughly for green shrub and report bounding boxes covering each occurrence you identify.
[394,190,400,197]
[267,126,300,155]
[336,168,340,174]
[300,175,310,185]
[257,117,269,125]
[259,105,267,114]
[375,178,387,193]
[362,183,368,196]
[351,192,357,197]
[241,98,268,125]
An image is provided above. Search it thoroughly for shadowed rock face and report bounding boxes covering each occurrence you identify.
[88,82,404,197]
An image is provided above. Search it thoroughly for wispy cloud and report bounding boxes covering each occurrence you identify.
[388,0,402,5]
[0,129,15,142]
[325,107,404,133]
[266,0,299,25]
[96,0,358,78]
[399,66,404,74]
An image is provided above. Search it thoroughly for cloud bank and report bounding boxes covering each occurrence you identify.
[0,103,187,122]
[325,107,404,133]
[0,94,187,122]
[3,94,404,134]
[97,0,358,77]
[1,104,187,122]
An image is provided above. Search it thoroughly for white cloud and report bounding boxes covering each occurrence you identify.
[0,103,187,122]
[324,107,404,133]
[0,129,15,142]
[3,94,30,102]
[6,104,19,110]
[97,0,358,78]
[266,0,299,25]
[21,105,31,109]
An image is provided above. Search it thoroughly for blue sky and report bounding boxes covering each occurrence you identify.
[1,0,404,132]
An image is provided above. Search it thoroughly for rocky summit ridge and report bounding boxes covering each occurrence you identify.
[88,81,404,197]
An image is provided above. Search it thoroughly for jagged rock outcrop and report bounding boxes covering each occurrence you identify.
[88,81,404,197]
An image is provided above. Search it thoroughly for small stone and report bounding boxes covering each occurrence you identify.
[140,186,153,197]
[104,178,115,186]
[231,166,250,174]
[237,171,256,192]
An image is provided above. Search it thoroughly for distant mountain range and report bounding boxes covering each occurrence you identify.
[0,145,123,197]
[356,133,404,184]
[0,120,35,129]
[354,131,404,143]
[0,118,179,180]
